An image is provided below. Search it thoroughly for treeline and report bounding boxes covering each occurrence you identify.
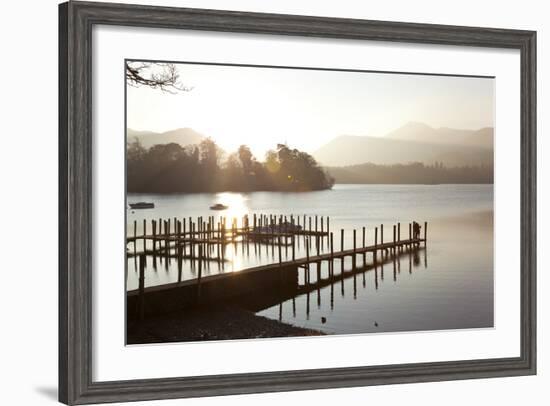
[327,161,493,184]
[127,138,334,193]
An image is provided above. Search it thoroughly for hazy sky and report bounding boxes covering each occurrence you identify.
[127,62,494,158]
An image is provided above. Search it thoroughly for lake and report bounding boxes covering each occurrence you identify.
[127,184,494,334]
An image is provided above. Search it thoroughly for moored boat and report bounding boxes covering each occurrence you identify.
[129,202,154,209]
[210,203,228,210]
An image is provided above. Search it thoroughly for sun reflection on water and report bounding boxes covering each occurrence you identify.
[213,192,249,227]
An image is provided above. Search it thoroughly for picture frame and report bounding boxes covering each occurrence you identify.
[59,1,537,404]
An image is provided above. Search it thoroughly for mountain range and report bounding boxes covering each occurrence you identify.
[127,128,205,149]
[313,122,493,167]
[127,122,494,167]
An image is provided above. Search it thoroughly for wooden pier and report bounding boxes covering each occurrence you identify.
[127,214,428,319]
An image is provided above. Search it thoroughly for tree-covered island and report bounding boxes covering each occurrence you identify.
[127,138,335,193]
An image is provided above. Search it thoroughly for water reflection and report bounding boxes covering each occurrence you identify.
[214,192,249,225]
[127,185,494,335]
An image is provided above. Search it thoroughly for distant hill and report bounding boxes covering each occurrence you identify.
[385,122,493,149]
[313,123,493,167]
[127,128,205,149]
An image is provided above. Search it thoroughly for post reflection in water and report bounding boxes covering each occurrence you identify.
[251,243,428,331]
[253,244,427,329]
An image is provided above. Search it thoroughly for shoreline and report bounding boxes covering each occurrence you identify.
[127,305,325,344]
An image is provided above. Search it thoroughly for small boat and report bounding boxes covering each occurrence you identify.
[210,203,228,210]
[129,202,154,209]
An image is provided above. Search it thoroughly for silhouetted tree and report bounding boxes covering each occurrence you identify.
[126,139,334,193]
[126,62,192,93]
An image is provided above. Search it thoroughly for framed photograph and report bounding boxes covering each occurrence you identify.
[59,1,536,404]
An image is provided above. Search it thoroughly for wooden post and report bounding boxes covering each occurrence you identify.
[177,221,182,259]
[408,222,412,250]
[207,223,211,259]
[362,226,366,265]
[330,232,334,276]
[315,215,318,232]
[374,227,378,263]
[164,220,169,257]
[138,254,145,320]
[424,221,428,244]
[321,216,324,234]
[152,220,157,254]
[381,224,384,244]
[327,217,330,235]
[398,222,401,241]
[393,225,396,255]
[278,235,282,266]
[316,235,320,256]
[305,236,310,284]
[197,245,203,302]
[133,220,137,244]
[352,228,357,269]
[292,234,296,261]
[340,229,344,274]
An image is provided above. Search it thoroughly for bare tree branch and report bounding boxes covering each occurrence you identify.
[126,62,192,93]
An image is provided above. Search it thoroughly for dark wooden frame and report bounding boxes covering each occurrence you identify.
[59,1,537,404]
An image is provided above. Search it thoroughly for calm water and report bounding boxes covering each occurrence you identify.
[127,184,494,334]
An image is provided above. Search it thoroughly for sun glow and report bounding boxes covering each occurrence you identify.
[213,192,249,228]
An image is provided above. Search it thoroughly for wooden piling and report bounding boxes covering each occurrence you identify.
[292,234,296,261]
[152,220,157,254]
[177,220,182,257]
[340,229,344,274]
[330,232,334,276]
[305,236,310,284]
[138,254,145,320]
[352,228,357,269]
[164,220,169,258]
[197,245,203,302]
[398,222,401,241]
[424,221,428,244]
[409,223,412,250]
[393,225,396,255]
[374,227,378,263]
[278,235,282,266]
[362,226,366,265]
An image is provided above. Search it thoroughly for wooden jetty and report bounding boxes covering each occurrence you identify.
[127,214,428,319]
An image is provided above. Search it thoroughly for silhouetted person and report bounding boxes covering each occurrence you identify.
[413,221,421,240]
